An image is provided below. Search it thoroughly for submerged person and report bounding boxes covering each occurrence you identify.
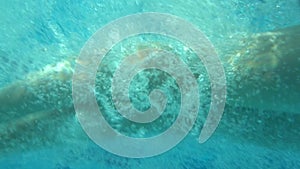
[0,25,299,156]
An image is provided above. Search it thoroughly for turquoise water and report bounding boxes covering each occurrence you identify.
[0,0,300,168]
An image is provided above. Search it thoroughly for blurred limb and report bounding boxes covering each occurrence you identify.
[0,59,74,120]
[0,25,299,155]
[225,25,300,113]
[219,25,300,150]
[0,58,82,155]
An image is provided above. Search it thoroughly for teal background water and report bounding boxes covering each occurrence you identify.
[1,0,300,86]
[0,0,300,168]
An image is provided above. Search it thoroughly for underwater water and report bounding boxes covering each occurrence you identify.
[0,0,300,168]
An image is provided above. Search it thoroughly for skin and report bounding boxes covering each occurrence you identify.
[0,25,299,157]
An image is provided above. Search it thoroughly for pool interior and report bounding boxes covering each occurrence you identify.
[0,1,300,169]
